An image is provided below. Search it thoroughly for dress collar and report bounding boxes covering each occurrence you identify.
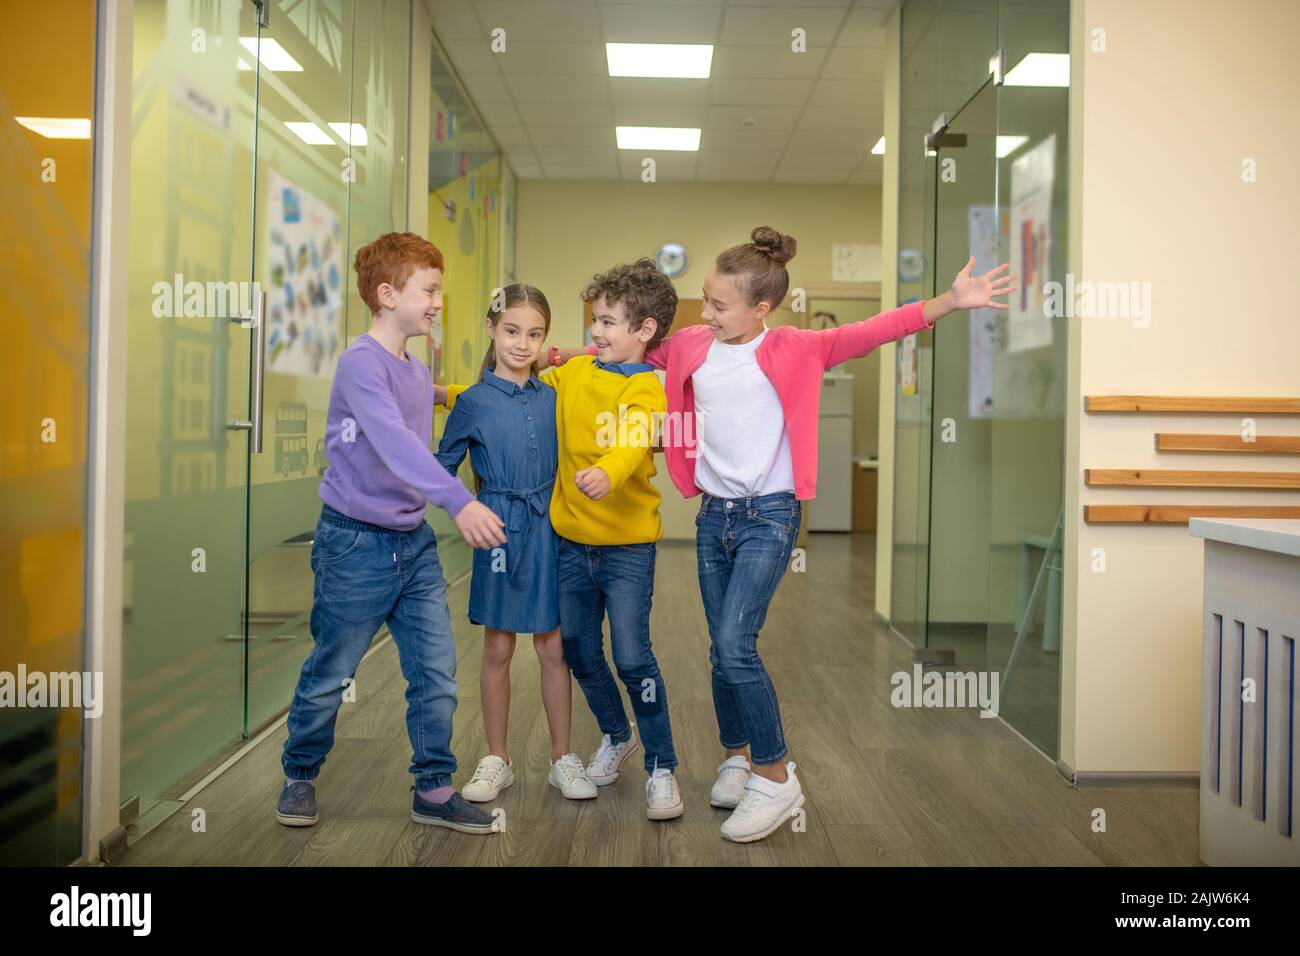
[482,367,540,395]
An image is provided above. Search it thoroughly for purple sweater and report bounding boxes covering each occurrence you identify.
[318,333,473,530]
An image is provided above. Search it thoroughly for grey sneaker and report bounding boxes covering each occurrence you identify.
[276,780,318,827]
[411,789,498,834]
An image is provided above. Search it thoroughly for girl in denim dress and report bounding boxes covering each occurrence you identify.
[436,285,597,803]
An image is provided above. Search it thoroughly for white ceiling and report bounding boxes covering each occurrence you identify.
[427,0,898,184]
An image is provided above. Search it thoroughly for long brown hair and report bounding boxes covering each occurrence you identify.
[714,226,798,310]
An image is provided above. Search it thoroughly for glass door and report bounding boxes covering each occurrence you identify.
[121,0,266,809]
[241,1,356,734]
[893,0,1068,761]
[923,79,998,665]
[244,0,412,732]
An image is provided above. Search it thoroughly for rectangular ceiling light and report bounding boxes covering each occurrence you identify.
[328,122,368,146]
[871,136,885,155]
[606,43,713,78]
[238,37,304,72]
[15,116,92,139]
[1004,52,1069,87]
[284,121,333,145]
[615,126,701,151]
[996,135,1029,158]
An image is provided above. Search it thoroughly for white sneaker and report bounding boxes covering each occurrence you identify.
[586,728,640,786]
[709,755,751,809]
[645,767,684,821]
[463,755,513,802]
[548,753,598,799]
[720,762,804,844]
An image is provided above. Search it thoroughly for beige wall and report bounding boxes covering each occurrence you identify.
[1063,0,1300,773]
[516,180,884,538]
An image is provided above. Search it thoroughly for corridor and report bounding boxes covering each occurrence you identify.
[114,535,1199,867]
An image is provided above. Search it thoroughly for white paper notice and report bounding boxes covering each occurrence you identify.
[1008,134,1055,354]
[832,244,881,282]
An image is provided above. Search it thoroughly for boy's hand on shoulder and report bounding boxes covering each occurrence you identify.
[433,384,447,406]
[455,500,506,549]
[574,466,611,501]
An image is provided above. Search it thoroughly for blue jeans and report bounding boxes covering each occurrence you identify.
[695,491,801,765]
[282,505,459,790]
[558,538,677,773]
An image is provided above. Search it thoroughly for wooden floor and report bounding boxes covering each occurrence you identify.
[114,534,1200,867]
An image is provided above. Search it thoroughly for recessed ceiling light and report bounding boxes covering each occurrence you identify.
[606,43,713,79]
[284,121,333,145]
[328,122,367,146]
[15,116,91,139]
[1004,52,1069,87]
[615,126,701,151]
[238,37,304,72]
[996,135,1029,158]
[871,136,885,155]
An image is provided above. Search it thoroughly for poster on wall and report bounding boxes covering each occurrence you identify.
[899,332,917,395]
[967,206,997,418]
[265,170,343,376]
[425,293,444,382]
[1008,133,1055,354]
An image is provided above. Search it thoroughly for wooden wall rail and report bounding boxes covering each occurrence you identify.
[1084,398,1300,524]
[1085,396,1300,414]
[1155,434,1300,454]
[1085,505,1300,524]
[1085,469,1300,489]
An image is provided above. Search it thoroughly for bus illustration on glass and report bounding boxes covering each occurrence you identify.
[275,402,310,476]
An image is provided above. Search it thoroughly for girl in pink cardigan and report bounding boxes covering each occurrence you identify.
[556,227,1015,842]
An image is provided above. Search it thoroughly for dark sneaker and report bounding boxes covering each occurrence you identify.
[276,780,319,827]
[410,789,498,834]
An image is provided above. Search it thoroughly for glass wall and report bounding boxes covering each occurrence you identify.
[423,37,507,581]
[122,0,411,815]
[0,0,96,866]
[891,0,1069,758]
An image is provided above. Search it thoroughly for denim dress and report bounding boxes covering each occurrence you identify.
[435,369,560,633]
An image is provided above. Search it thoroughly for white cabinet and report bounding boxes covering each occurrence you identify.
[808,374,853,532]
[1189,518,1300,866]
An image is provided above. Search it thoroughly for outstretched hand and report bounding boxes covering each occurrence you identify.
[950,256,1017,311]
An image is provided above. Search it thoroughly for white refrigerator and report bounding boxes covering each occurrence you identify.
[809,373,854,531]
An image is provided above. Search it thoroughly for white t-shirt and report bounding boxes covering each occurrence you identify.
[691,328,795,498]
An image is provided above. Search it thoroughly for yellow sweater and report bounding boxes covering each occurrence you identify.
[446,357,665,545]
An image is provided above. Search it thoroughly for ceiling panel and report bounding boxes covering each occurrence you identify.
[494,42,609,76]
[718,6,852,46]
[470,2,604,43]
[599,3,724,42]
[429,0,899,184]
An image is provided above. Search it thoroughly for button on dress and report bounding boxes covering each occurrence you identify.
[435,369,559,633]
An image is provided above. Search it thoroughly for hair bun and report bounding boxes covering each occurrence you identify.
[750,226,796,266]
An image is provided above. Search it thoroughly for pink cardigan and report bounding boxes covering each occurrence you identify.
[586,300,932,501]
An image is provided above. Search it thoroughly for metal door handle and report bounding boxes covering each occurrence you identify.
[227,290,266,453]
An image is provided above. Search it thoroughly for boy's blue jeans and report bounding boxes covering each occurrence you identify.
[695,491,801,766]
[558,538,678,773]
[282,505,458,790]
